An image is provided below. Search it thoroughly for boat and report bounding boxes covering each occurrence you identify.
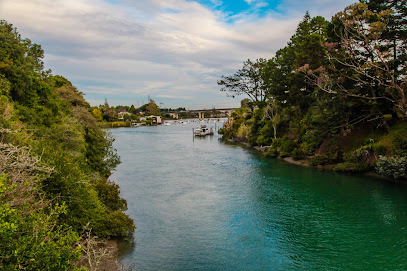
[163,120,174,126]
[194,125,214,136]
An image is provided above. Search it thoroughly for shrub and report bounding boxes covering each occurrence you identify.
[311,155,330,166]
[375,156,407,180]
[334,162,369,173]
[279,137,298,157]
[266,147,278,157]
[372,143,387,155]
[291,148,305,160]
[271,138,283,148]
[392,132,407,156]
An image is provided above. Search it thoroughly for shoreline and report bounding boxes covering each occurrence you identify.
[225,138,396,182]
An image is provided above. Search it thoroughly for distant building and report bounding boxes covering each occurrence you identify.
[118,112,132,121]
[139,115,162,125]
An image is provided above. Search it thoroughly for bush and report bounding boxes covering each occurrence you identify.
[372,143,387,155]
[375,156,407,180]
[311,155,330,166]
[292,143,310,160]
[266,146,278,157]
[334,162,369,173]
[278,137,298,157]
[291,148,305,160]
[271,138,283,148]
[392,132,407,156]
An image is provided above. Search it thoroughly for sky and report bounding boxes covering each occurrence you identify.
[0,0,356,109]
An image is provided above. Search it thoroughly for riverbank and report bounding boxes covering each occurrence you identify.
[225,138,395,182]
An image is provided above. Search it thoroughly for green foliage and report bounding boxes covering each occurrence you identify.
[95,179,128,212]
[0,20,135,269]
[372,143,387,155]
[218,59,268,104]
[280,137,298,157]
[0,173,81,271]
[291,143,310,160]
[94,211,136,238]
[268,137,299,157]
[218,2,407,179]
[334,162,369,173]
[266,146,279,157]
[311,155,330,166]
[375,156,407,180]
[144,102,161,116]
[221,107,250,139]
[391,131,407,156]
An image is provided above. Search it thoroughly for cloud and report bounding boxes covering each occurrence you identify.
[0,0,355,109]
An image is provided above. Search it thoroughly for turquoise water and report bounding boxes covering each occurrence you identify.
[110,123,407,270]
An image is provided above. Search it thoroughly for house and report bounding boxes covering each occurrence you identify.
[118,112,132,121]
[139,115,162,125]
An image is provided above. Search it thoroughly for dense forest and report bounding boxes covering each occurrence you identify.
[0,20,135,270]
[219,0,407,180]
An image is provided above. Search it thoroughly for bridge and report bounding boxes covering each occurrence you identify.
[166,108,238,119]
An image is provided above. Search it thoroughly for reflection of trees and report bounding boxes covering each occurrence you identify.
[251,159,407,269]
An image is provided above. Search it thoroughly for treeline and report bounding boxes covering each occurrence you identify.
[219,0,407,180]
[92,99,161,122]
[0,20,135,270]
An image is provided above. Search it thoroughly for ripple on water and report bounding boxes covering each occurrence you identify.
[110,126,407,271]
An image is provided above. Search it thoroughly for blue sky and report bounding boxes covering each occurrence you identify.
[1,0,355,109]
[190,0,283,18]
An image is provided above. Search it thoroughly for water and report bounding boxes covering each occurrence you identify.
[110,122,407,270]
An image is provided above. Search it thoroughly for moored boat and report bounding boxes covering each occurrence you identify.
[193,125,213,136]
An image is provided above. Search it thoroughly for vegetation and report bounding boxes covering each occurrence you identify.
[0,20,135,269]
[219,0,407,181]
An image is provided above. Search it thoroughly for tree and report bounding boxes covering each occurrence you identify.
[218,58,268,106]
[263,99,282,139]
[363,0,407,79]
[144,102,161,116]
[91,107,103,121]
[264,13,329,112]
[308,3,407,118]
[102,107,117,122]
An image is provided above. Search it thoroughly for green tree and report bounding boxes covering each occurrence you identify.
[144,102,161,116]
[310,2,407,118]
[218,58,268,106]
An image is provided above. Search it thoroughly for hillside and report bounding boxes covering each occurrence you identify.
[0,20,134,270]
[219,1,407,180]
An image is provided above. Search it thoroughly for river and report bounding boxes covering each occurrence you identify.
[110,121,407,270]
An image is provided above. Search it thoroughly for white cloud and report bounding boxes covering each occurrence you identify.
[0,0,355,109]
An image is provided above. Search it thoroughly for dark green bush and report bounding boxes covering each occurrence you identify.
[266,146,278,157]
[392,132,407,155]
[291,148,306,160]
[372,143,387,155]
[334,162,369,173]
[280,137,298,157]
[311,155,330,166]
[95,211,136,238]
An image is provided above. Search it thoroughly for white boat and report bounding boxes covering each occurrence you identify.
[163,121,174,126]
[194,125,213,136]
